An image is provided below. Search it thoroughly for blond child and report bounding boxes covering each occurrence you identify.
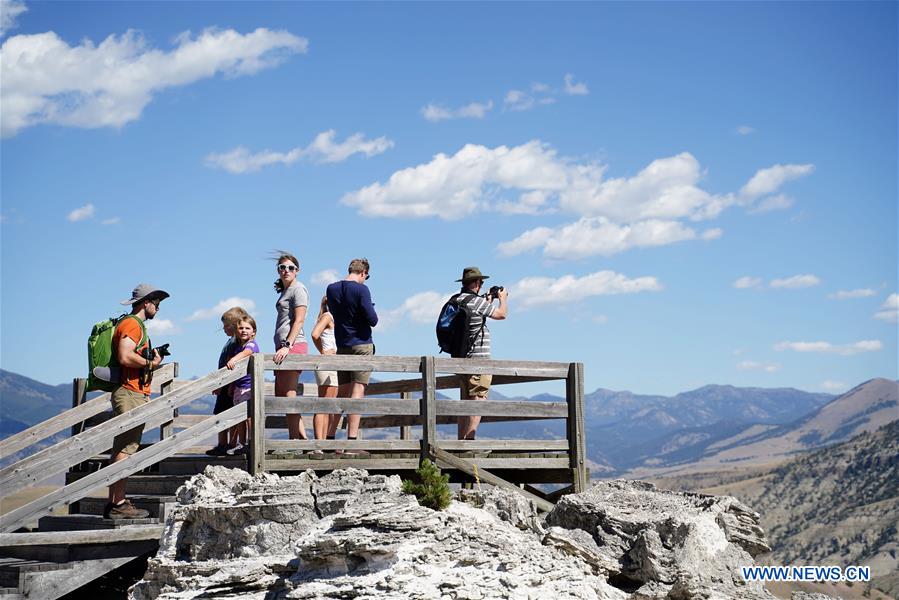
[225,316,260,454]
[206,307,250,457]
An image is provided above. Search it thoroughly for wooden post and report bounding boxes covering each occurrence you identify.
[158,363,179,440]
[70,378,87,438]
[399,391,412,440]
[419,356,436,464]
[566,362,587,493]
[248,355,266,475]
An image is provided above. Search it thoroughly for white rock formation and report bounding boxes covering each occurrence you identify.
[130,468,785,600]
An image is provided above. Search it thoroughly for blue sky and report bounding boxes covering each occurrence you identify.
[1,1,896,397]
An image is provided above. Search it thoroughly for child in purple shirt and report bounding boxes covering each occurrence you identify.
[225,316,260,455]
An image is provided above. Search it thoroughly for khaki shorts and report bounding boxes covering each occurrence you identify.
[110,386,149,456]
[337,344,374,385]
[460,373,492,399]
[315,370,339,387]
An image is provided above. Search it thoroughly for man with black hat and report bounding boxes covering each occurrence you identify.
[105,283,169,519]
[454,267,508,441]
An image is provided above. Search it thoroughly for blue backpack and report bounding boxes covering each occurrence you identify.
[436,293,481,358]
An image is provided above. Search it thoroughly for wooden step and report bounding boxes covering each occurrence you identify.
[38,515,158,532]
[0,586,20,595]
[156,454,246,475]
[0,558,71,588]
[66,472,192,495]
[74,495,175,520]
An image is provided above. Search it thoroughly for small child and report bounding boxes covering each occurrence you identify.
[225,316,260,455]
[206,307,250,457]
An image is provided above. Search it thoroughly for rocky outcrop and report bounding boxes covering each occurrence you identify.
[131,468,776,599]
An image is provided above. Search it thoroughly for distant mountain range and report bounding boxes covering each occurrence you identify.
[623,378,898,478]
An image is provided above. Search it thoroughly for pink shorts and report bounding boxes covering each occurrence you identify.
[287,341,308,355]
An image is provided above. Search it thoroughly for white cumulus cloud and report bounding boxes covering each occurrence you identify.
[67,203,95,222]
[774,339,882,356]
[747,193,794,214]
[205,130,393,174]
[874,292,898,323]
[498,217,709,259]
[1,27,307,137]
[146,318,180,335]
[509,270,663,309]
[735,125,756,135]
[739,163,815,201]
[186,297,257,321]
[828,288,876,300]
[101,217,121,226]
[378,291,450,331]
[737,360,781,373]
[733,276,762,289]
[312,269,341,286]
[0,0,27,37]
[563,73,589,95]
[769,274,821,289]
[421,100,493,122]
[343,140,812,260]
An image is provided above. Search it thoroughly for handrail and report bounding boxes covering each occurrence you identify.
[0,362,247,493]
[0,363,178,459]
[0,404,246,533]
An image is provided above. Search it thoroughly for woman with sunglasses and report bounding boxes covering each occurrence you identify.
[273,251,310,446]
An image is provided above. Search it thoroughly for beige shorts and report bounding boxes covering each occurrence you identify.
[460,373,492,399]
[110,386,149,456]
[315,370,339,387]
[337,344,374,385]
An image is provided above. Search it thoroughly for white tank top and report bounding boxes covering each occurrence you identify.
[320,323,337,352]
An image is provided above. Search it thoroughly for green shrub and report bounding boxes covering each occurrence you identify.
[402,459,452,511]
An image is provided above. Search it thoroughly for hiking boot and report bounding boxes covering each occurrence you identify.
[226,443,244,456]
[105,500,149,520]
[205,445,229,457]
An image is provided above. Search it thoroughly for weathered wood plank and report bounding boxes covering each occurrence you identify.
[433,358,569,378]
[172,414,209,428]
[420,356,436,463]
[366,374,560,396]
[265,458,420,471]
[70,378,87,438]
[567,362,587,493]
[0,525,164,547]
[0,403,246,533]
[249,355,266,476]
[158,363,179,440]
[265,397,420,415]
[431,440,567,451]
[0,363,178,459]
[435,400,568,418]
[356,415,552,429]
[430,446,555,512]
[263,354,422,373]
[0,363,244,492]
[265,439,420,451]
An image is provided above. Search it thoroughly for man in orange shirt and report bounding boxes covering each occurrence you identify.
[105,284,169,520]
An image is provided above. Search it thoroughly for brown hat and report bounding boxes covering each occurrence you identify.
[455,267,490,283]
[120,283,170,306]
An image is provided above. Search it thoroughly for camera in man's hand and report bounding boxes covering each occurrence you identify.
[141,343,171,362]
[487,285,505,300]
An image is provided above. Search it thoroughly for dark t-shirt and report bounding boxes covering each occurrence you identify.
[326,280,379,348]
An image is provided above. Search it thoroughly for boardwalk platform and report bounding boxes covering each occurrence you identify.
[0,354,587,598]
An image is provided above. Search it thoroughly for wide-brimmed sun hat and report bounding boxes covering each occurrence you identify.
[120,283,170,306]
[455,267,490,283]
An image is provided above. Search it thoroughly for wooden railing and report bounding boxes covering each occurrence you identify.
[0,362,246,532]
[0,353,586,530]
[246,354,586,511]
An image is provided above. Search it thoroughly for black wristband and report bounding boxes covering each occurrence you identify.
[280,340,291,349]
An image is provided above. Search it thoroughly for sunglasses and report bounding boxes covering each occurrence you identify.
[365,273,370,281]
[278,264,298,273]
[147,298,162,308]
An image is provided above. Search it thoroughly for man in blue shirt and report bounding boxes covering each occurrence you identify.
[326,258,378,457]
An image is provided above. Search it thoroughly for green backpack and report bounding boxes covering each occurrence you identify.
[86,314,148,392]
